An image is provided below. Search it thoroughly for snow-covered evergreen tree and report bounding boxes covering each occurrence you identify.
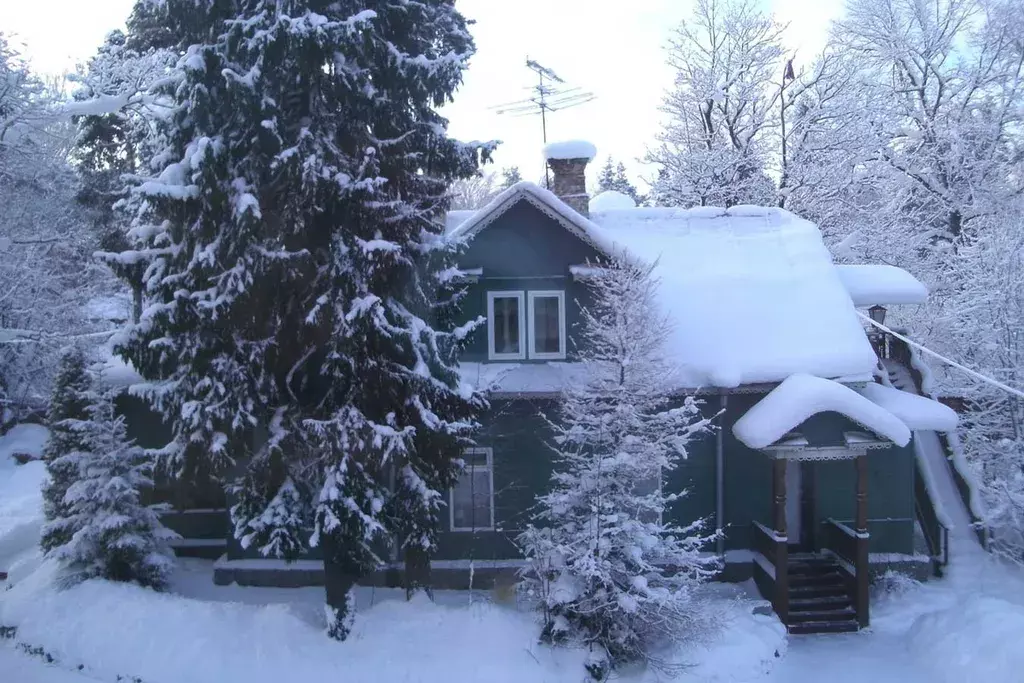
[596,157,643,205]
[40,348,94,554]
[500,165,522,189]
[519,260,720,680]
[108,0,490,639]
[46,394,176,589]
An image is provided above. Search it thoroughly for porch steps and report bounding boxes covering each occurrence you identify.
[786,556,859,635]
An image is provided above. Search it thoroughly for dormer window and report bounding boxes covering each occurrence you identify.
[487,289,566,361]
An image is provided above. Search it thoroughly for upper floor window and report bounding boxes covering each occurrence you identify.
[487,289,567,361]
[487,291,526,360]
[528,290,566,360]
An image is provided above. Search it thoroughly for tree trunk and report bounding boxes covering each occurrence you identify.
[322,533,359,641]
[404,544,432,600]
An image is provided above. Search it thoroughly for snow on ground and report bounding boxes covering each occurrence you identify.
[0,425,49,583]
[2,421,1023,683]
[0,645,106,683]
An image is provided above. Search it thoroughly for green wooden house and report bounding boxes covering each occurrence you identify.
[115,143,960,635]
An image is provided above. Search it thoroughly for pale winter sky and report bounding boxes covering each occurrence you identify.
[2,0,843,187]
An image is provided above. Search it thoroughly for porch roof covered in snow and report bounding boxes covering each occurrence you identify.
[835,264,928,306]
[732,373,913,451]
[447,183,881,389]
[732,373,957,453]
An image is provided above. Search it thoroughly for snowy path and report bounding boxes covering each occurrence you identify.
[768,633,925,683]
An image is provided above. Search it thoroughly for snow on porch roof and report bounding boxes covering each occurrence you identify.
[446,184,882,388]
[857,383,958,432]
[733,373,912,450]
[835,265,928,306]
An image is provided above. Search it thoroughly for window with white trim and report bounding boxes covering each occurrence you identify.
[450,447,494,531]
[487,292,526,360]
[528,290,567,360]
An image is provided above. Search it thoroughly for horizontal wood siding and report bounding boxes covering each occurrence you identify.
[435,398,556,560]
[721,393,774,550]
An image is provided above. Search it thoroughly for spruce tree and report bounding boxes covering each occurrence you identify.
[47,395,176,589]
[596,157,643,205]
[501,165,523,189]
[41,348,94,554]
[519,261,720,679]
[115,0,489,639]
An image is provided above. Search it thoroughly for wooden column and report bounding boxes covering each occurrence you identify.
[854,454,870,628]
[771,458,789,624]
[772,458,788,538]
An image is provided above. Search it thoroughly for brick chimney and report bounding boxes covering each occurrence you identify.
[543,140,597,217]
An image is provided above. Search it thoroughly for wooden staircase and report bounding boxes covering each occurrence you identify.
[786,555,859,634]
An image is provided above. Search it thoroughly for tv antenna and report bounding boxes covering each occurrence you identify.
[490,59,596,144]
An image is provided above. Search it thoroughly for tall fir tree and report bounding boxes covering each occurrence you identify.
[46,395,177,589]
[596,157,643,205]
[114,0,490,639]
[40,348,94,554]
[519,261,720,679]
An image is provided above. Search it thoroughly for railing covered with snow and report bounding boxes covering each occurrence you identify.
[914,459,950,572]
[890,335,990,549]
[751,521,788,624]
[823,518,869,629]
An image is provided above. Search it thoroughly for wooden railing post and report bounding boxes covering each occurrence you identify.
[772,458,789,624]
[855,455,870,629]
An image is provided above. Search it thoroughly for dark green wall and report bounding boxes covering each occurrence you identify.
[436,398,554,560]
[457,199,603,363]
[458,199,603,277]
[434,396,721,560]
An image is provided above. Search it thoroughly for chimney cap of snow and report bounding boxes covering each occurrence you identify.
[543,139,597,161]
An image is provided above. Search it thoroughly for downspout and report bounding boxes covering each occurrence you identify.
[716,393,727,556]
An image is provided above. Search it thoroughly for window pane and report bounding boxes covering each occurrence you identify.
[463,449,489,467]
[492,296,520,355]
[472,469,493,528]
[533,296,561,354]
[452,466,493,529]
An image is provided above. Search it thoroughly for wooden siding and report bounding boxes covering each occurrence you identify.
[456,199,603,363]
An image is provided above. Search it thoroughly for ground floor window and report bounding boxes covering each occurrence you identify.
[450,447,494,531]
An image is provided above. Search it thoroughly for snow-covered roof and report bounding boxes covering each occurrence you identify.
[836,265,928,306]
[857,383,958,432]
[732,374,912,450]
[589,205,878,387]
[589,190,637,212]
[542,139,597,161]
[448,182,906,389]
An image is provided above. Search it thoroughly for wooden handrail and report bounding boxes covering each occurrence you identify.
[823,518,869,628]
[751,521,788,624]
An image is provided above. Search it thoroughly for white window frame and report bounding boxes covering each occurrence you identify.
[528,290,567,360]
[450,447,495,532]
[487,291,527,361]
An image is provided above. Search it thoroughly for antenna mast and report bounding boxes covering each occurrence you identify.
[490,59,596,184]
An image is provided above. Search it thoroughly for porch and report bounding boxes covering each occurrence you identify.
[750,434,880,634]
